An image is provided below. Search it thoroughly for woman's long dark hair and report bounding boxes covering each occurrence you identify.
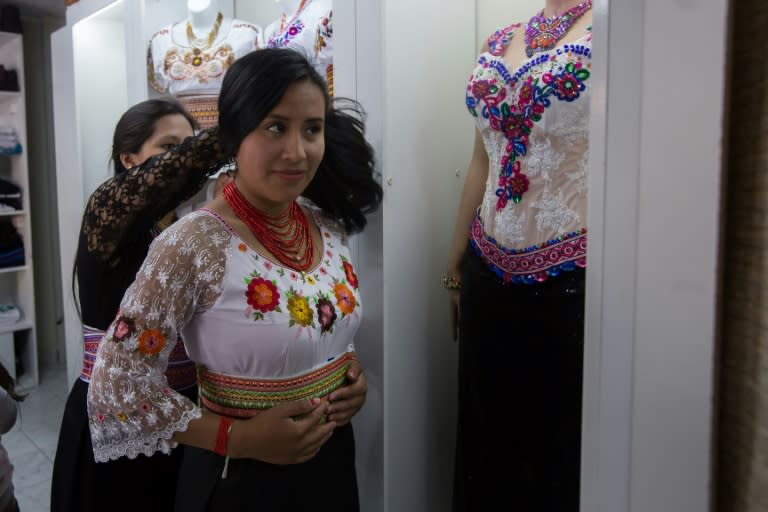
[218,48,382,234]
[72,98,198,318]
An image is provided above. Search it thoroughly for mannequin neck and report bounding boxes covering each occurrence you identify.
[543,0,587,17]
[275,0,306,16]
[187,0,220,32]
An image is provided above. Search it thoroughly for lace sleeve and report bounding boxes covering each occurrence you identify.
[82,127,226,261]
[86,212,229,462]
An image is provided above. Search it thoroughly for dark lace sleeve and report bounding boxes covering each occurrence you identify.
[82,127,226,261]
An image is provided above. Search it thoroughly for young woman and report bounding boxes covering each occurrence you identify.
[52,96,369,511]
[87,49,381,511]
[446,1,593,510]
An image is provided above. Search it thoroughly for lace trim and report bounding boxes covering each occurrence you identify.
[91,407,202,463]
[470,214,587,284]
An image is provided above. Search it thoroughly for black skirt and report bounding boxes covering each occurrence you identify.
[50,378,197,512]
[174,423,359,512]
[453,247,585,512]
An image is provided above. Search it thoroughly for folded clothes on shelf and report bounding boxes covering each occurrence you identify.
[0,303,20,327]
[0,178,21,210]
[0,126,21,154]
[0,220,23,268]
[0,65,19,92]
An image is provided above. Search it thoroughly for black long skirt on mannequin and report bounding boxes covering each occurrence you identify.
[453,247,585,512]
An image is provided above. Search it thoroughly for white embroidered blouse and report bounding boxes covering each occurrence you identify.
[465,24,592,284]
[263,0,333,93]
[147,18,261,96]
[86,203,362,462]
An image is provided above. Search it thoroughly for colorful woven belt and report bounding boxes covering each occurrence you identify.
[80,325,197,390]
[198,352,354,418]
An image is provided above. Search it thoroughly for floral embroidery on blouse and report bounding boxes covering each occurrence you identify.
[267,19,305,48]
[287,287,315,330]
[315,291,337,334]
[333,281,357,317]
[466,57,590,210]
[341,256,358,289]
[245,271,282,320]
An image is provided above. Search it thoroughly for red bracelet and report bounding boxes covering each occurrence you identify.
[214,416,233,456]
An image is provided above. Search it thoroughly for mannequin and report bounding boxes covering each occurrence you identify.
[447,0,593,510]
[263,0,333,94]
[147,0,262,129]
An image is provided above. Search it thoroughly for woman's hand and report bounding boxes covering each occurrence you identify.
[229,398,336,464]
[326,359,367,426]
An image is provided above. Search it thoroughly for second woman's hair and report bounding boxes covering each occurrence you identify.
[218,48,382,234]
[111,97,198,175]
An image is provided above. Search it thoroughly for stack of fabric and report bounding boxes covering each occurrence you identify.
[0,178,21,212]
[0,127,21,156]
[0,221,22,269]
[0,303,20,328]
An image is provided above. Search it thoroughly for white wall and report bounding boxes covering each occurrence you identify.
[380,1,474,509]
[234,0,282,28]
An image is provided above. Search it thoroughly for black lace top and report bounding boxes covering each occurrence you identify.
[76,127,225,331]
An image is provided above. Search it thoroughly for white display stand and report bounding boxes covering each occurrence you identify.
[0,32,37,391]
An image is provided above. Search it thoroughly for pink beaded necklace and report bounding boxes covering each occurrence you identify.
[525,0,592,57]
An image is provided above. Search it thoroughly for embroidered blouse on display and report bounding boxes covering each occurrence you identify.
[86,205,362,462]
[147,19,261,128]
[466,24,592,284]
[263,1,333,94]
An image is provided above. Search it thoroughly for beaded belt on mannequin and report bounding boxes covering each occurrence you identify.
[80,325,197,390]
[198,352,354,418]
[178,94,218,130]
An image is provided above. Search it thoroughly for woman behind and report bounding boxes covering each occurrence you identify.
[0,362,22,512]
[447,1,593,510]
[51,98,225,511]
[87,48,382,511]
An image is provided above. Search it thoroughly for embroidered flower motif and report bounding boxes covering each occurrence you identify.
[95,413,106,424]
[305,275,316,286]
[246,276,280,313]
[316,296,337,334]
[319,267,328,276]
[112,316,136,342]
[238,243,247,252]
[471,79,495,99]
[116,412,127,422]
[137,328,165,355]
[326,250,333,258]
[334,283,357,316]
[342,259,359,289]
[289,272,298,281]
[139,403,151,413]
[287,289,314,327]
[263,260,273,271]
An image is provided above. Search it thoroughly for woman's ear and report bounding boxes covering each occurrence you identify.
[119,153,136,170]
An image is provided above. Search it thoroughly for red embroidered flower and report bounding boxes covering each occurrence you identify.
[263,261,273,271]
[137,328,165,355]
[343,261,359,289]
[112,316,136,342]
[471,79,494,99]
[246,277,280,313]
[334,283,357,315]
[238,243,247,252]
[316,297,337,333]
[139,403,151,413]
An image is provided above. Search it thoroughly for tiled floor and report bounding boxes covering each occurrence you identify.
[5,364,68,512]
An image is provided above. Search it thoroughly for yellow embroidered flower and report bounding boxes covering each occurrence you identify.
[305,275,316,285]
[288,294,313,327]
[116,412,127,422]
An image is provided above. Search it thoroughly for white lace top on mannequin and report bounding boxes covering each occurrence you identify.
[147,11,261,128]
[263,0,333,95]
[86,203,362,462]
[465,23,592,285]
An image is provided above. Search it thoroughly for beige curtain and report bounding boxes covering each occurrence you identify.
[715,1,768,511]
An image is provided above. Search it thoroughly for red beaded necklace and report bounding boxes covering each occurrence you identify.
[222,181,315,271]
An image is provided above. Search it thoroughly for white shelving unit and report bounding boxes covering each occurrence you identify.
[0,31,37,392]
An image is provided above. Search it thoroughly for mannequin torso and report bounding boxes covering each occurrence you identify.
[263,0,334,94]
[147,2,262,127]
